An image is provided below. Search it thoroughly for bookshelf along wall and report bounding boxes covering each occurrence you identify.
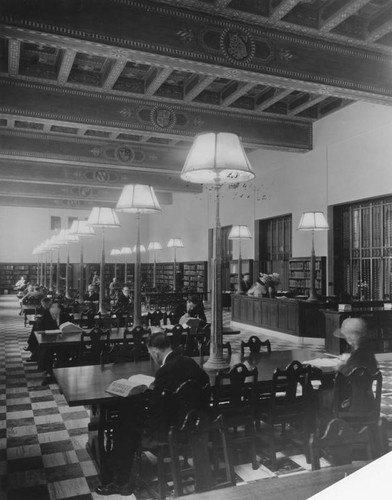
[1,261,208,297]
[288,257,326,297]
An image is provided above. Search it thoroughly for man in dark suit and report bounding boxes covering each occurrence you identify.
[24,297,53,359]
[173,295,207,325]
[83,284,99,302]
[96,331,210,496]
[240,273,252,294]
[116,285,132,310]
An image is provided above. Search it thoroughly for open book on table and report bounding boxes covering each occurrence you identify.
[45,321,83,335]
[106,374,155,397]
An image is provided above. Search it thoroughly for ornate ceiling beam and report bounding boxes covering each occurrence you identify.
[102,59,127,91]
[144,67,172,97]
[214,0,232,9]
[57,49,77,86]
[0,160,188,196]
[1,1,392,104]
[268,0,303,24]
[288,94,327,116]
[221,82,255,108]
[8,39,20,77]
[366,16,392,42]
[0,179,173,205]
[184,75,215,102]
[0,79,313,151]
[255,88,293,112]
[319,0,371,34]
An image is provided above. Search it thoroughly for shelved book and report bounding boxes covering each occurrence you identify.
[106,374,155,397]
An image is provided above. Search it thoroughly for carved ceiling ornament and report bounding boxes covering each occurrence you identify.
[150,105,177,130]
[116,145,135,162]
[220,28,256,64]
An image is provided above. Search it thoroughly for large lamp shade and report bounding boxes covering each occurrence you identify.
[181,132,255,184]
[167,238,184,248]
[228,225,252,240]
[120,247,132,255]
[148,242,162,251]
[110,249,121,257]
[87,207,120,227]
[132,244,146,253]
[69,220,95,236]
[116,184,161,213]
[298,212,329,231]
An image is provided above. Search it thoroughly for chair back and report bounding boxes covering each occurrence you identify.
[241,336,271,357]
[271,360,313,406]
[150,309,163,326]
[170,324,184,349]
[186,317,200,336]
[79,327,110,365]
[215,363,258,412]
[173,379,211,426]
[124,325,149,361]
[332,367,382,422]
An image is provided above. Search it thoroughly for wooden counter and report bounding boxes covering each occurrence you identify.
[231,295,324,338]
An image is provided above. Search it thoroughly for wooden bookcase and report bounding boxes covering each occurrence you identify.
[0,263,38,291]
[229,259,253,292]
[182,262,208,296]
[289,256,326,297]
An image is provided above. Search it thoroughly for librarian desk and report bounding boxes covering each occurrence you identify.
[53,348,336,472]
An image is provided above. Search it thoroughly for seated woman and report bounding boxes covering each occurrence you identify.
[35,302,72,385]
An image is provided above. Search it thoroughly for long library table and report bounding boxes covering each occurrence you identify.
[53,349,335,474]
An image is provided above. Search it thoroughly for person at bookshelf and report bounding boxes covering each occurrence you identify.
[23,297,53,361]
[35,301,72,385]
[240,273,251,294]
[83,284,99,302]
[96,331,210,496]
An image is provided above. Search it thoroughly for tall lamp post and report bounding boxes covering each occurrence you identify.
[120,247,132,284]
[181,132,255,371]
[228,225,252,294]
[87,207,120,314]
[298,211,329,302]
[110,249,121,280]
[148,241,162,289]
[116,184,161,327]
[167,238,184,292]
[47,236,62,293]
[69,220,96,301]
[61,230,80,299]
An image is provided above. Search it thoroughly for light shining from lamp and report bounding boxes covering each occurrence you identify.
[228,225,252,240]
[180,132,255,185]
[167,238,184,248]
[148,241,162,251]
[87,207,120,228]
[116,184,162,213]
[298,212,329,231]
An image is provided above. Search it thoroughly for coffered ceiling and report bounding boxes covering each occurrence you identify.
[1,0,392,210]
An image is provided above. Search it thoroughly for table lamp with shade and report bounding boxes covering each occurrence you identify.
[148,241,162,289]
[181,131,255,370]
[167,238,184,292]
[116,184,161,326]
[228,225,252,294]
[110,248,121,280]
[120,247,132,284]
[87,207,120,314]
[297,211,329,302]
[69,220,96,301]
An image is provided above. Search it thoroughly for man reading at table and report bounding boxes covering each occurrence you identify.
[96,331,210,496]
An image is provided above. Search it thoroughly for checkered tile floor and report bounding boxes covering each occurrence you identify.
[1,295,391,500]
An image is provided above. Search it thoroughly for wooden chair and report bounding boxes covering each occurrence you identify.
[258,360,318,463]
[241,336,271,357]
[310,418,375,470]
[332,367,383,457]
[123,326,149,362]
[80,309,95,329]
[170,324,185,350]
[214,363,260,470]
[169,411,236,497]
[78,327,111,366]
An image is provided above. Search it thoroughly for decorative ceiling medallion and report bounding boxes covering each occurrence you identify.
[120,107,135,119]
[84,170,118,184]
[150,105,176,130]
[116,145,134,163]
[220,28,255,65]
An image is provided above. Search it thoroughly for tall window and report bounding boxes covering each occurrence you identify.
[257,214,292,290]
[334,196,392,300]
